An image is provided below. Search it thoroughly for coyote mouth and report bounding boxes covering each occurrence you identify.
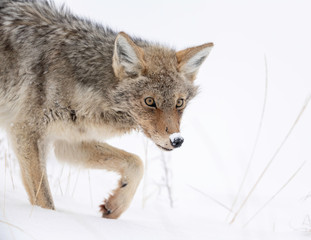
[156,144,173,151]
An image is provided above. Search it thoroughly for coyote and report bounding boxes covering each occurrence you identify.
[0,0,213,218]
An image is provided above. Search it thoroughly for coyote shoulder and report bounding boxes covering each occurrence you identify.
[0,0,213,218]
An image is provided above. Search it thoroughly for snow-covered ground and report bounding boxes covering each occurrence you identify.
[1,0,311,239]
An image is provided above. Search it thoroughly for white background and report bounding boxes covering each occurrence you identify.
[1,0,311,239]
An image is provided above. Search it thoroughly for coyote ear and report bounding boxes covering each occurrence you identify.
[176,43,213,81]
[113,32,145,79]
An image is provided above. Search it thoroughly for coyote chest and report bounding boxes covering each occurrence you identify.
[46,121,124,143]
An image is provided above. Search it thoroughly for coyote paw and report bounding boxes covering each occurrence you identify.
[99,182,133,219]
[99,203,113,216]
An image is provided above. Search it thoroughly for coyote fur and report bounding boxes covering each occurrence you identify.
[0,0,213,218]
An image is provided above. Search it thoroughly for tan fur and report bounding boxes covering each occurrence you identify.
[0,1,213,219]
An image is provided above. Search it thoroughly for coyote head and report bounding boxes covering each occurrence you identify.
[112,32,213,151]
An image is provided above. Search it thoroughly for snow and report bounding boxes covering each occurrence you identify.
[1,0,311,239]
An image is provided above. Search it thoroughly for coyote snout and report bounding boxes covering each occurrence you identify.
[138,108,184,151]
[157,132,184,151]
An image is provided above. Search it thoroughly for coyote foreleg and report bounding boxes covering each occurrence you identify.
[54,140,144,219]
[9,123,55,210]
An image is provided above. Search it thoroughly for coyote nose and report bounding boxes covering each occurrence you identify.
[171,137,184,148]
[169,133,184,148]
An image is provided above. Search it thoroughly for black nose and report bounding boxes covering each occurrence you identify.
[170,137,184,148]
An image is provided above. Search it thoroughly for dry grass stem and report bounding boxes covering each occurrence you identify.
[65,167,72,195]
[88,170,93,207]
[230,96,311,224]
[243,161,306,227]
[142,138,149,208]
[160,152,174,208]
[71,168,81,197]
[228,55,269,220]
[3,150,7,217]
[29,172,44,217]
[56,164,65,196]
[8,154,15,190]
[0,219,38,240]
[187,184,232,212]
[58,180,63,196]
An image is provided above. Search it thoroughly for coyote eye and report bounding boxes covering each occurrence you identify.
[144,97,156,108]
[176,99,184,108]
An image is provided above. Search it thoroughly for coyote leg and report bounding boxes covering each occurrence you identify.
[54,140,144,219]
[8,124,55,210]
